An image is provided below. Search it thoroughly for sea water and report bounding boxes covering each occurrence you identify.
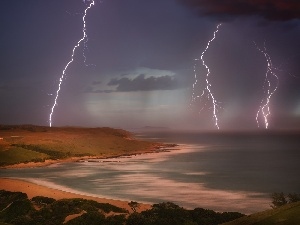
[1,131,299,214]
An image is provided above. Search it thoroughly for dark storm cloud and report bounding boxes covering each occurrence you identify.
[178,0,300,21]
[0,85,8,91]
[88,89,115,93]
[107,74,180,92]
[92,81,102,85]
[84,85,114,93]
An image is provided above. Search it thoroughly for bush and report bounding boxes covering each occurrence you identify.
[31,196,56,205]
[106,214,127,225]
[287,193,300,203]
[0,190,28,211]
[65,211,106,225]
[271,192,288,208]
[0,199,34,223]
[128,201,140,212]
[270,192,300,208]
[126,213,148,225]
[127,202,244,225]
[96,202,127,213]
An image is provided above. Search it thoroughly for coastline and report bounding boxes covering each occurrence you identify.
[0,177,151,213]
[0,143,273,214]
[0,143,179,213]
[1,143,178,169]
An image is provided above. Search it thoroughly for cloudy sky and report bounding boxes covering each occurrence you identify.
[1,0,299,130]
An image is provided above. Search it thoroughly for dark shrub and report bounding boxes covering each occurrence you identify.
[32,196,56,205]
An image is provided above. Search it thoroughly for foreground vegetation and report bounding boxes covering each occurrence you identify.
[2,189,299,225]
[0,125,163,166]
[0,190,127,225]
[220,192,300,225]
[221,201,300,225]
[270,192,300,208]
[0,190,244,225]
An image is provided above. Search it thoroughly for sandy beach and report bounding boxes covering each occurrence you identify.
[0,178,151,213]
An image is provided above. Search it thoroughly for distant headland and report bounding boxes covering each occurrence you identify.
[0,125,174,168]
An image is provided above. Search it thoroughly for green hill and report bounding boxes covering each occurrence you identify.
[221,202,300,225]
[0,125,163,166]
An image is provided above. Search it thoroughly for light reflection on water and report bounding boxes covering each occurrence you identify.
[1,131,300,214]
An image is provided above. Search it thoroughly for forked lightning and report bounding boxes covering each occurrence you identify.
[255,42,279,129]
[49,0,95,127]
[191,24,222,129]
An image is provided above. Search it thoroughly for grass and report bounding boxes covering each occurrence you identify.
[221,201,300,225]
[0,125,160,166]
[0,147,48,166]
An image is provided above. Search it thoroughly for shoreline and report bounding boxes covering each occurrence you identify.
[0,144,272,214]
[1,143,178,169]
[0,143,181,214]
[0,177,151,213]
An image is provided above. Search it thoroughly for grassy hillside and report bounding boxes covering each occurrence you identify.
[0,125,162,166]
[221,202,300,225]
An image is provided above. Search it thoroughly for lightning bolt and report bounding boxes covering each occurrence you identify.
[49,0,95,127]
[255,42,279,129]
[191,23,222,129]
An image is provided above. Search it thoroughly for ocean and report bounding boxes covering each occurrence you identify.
[1,130,299,214]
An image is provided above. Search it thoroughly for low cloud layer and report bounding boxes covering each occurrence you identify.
[84,85,114,93]
[179,0,300,21]
[92,81,102,85]
[107,74,180,92]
